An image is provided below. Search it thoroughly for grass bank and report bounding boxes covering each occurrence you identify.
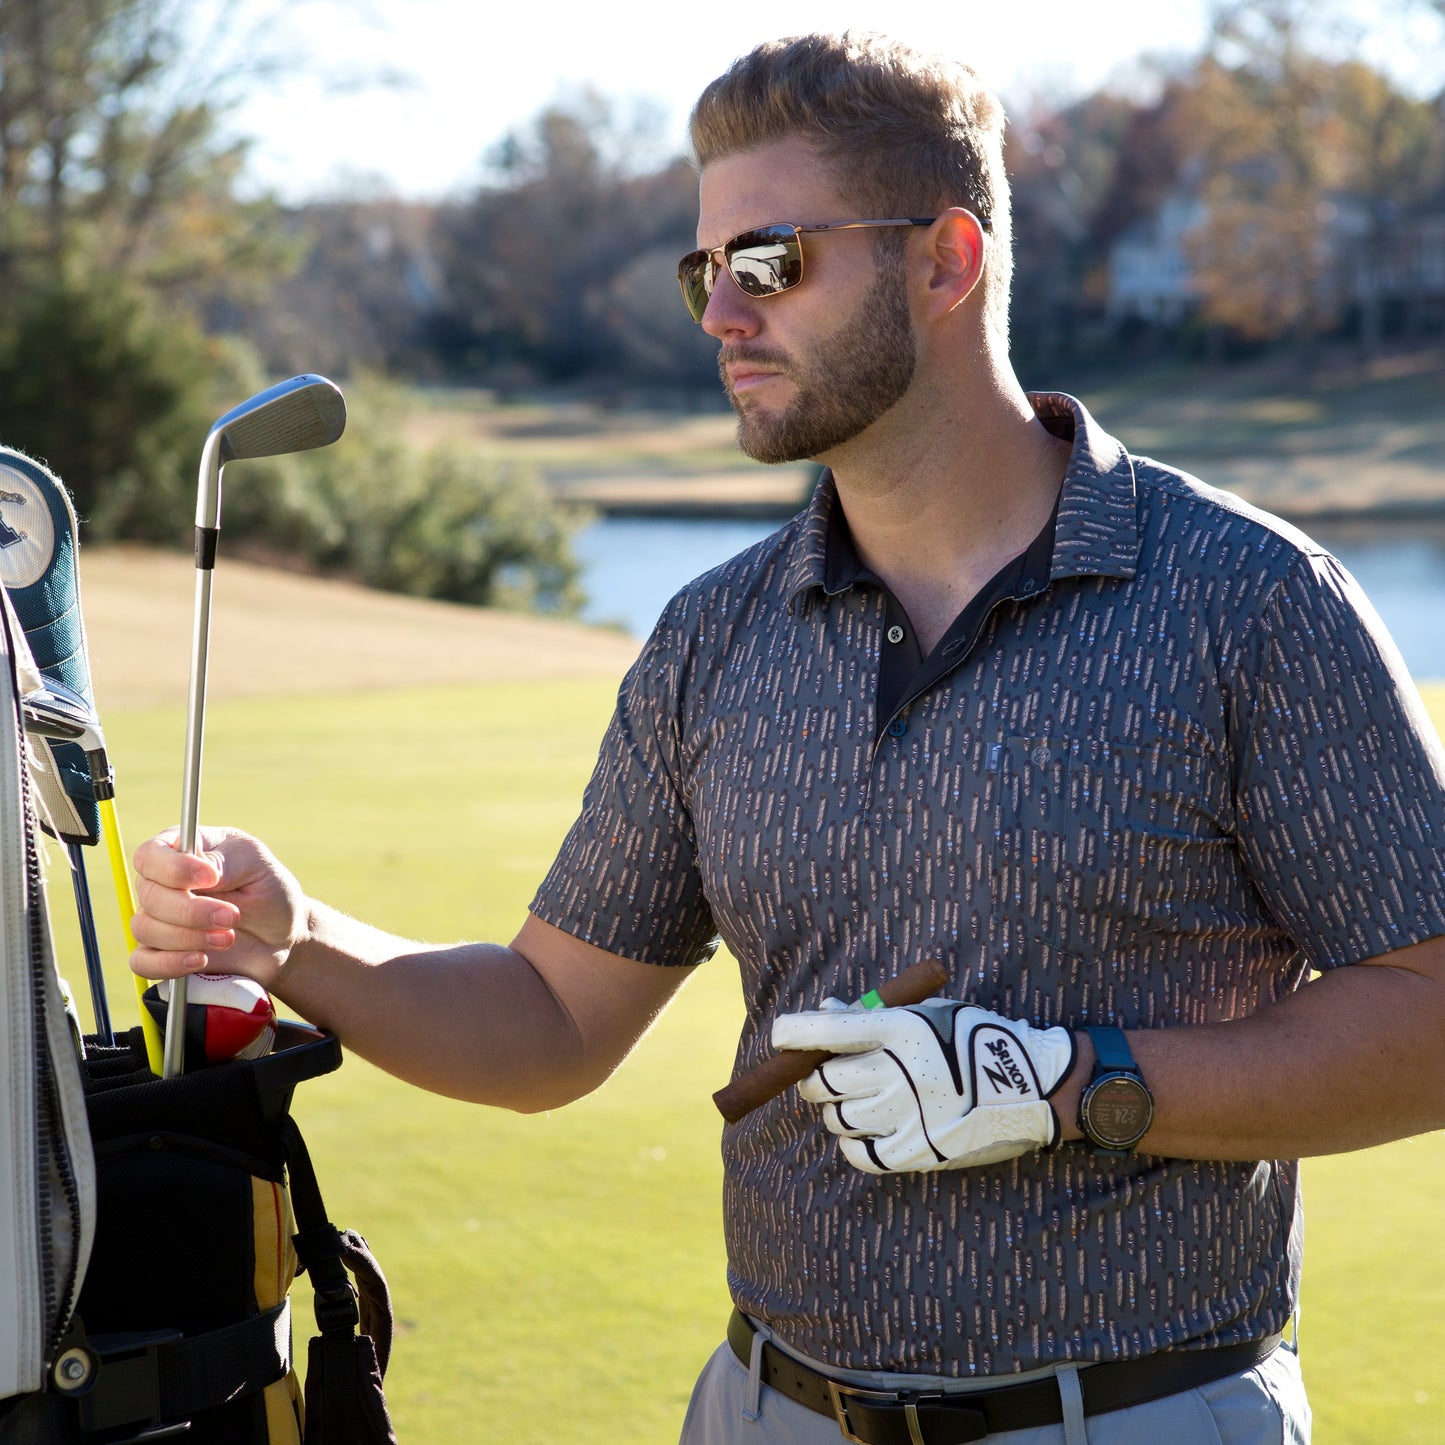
[398,345,1445,524]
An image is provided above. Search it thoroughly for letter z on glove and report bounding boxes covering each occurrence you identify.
[771,1000,1077,1174]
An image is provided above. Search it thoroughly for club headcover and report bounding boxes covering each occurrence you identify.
[0,447,100,844]
[143,975,279,1071]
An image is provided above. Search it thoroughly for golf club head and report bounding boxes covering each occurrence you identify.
[215,372,347,464]
[22,680,115,805]
[197,374,346,528]
[22,679,95,744]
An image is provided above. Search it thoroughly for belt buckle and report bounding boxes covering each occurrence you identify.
[827,1380,969,1445]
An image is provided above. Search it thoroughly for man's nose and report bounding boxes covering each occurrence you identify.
[700,271,762,340]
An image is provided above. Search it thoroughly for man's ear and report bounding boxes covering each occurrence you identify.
[918,209,988,317]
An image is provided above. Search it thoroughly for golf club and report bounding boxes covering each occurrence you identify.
[63,842,111,1044]
[21,678,164,1070]
[22,683,116,1045]
[166,374,347,1079]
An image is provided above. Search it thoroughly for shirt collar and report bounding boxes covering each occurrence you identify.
[1031,392,1139,582]
[783,391,1139,611]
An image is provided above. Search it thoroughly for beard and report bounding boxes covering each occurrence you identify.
[720,259,917,465]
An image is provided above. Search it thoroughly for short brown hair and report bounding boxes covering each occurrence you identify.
[689,32,1013,342]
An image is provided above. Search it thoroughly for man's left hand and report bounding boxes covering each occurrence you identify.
[771,1000,1076,1174]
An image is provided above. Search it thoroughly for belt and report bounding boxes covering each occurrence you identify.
[727,1309,1282,1445]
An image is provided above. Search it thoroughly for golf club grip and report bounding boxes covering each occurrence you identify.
[712,958,950,1123]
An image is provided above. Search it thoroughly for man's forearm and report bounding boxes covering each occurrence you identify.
[1053,936,1445,1159]
[270,904,690,1113]
[273,903,590,1111]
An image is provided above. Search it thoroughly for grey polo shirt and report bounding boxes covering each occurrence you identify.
[532,392,1445,1376]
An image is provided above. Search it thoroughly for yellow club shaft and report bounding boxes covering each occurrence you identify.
[100,796,162,1075]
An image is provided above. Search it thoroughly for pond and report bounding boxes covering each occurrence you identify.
[574,513,1445,681]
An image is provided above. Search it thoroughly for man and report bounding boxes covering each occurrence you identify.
[133,33,1445,1445]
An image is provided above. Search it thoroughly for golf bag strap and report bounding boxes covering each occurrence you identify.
[144,1301,292,1420]
[338,1229,394,1377]
[70,1301,291,1432]
[282,1119,399,1445]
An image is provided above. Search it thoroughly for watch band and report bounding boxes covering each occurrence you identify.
[1080,1025,1154,1153]
[1086,1025,1138,1075]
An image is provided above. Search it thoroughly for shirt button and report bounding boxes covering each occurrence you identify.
[886,624,905,644]
[1019,579,1039,596]
[1031,745,1051,767]
[887,718,909,738]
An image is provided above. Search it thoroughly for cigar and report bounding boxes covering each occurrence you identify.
[712,957,950,1123]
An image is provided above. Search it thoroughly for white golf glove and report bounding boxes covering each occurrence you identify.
[771,999,1076,1174]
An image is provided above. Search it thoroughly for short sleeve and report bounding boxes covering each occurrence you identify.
[1232,551,1445,968]
[530,609,720,968]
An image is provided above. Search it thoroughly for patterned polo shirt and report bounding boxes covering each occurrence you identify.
[532,392,1445,1376]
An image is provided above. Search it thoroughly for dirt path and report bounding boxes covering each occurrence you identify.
[78,546,641,713]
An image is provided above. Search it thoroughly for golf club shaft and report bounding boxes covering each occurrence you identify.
[101,797,163,1073]
[163,563,216,1078]
[65,841,113,1045]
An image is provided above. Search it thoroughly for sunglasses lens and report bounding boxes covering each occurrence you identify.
[726,226,802,298]
[677,252,711,323]
[677,226,803,322]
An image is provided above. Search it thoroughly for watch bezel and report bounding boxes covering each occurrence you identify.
[1080,1071,1154,1152]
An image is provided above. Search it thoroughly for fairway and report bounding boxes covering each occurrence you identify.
[47,556,1445,1443]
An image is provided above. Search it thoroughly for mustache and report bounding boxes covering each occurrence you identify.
[718,346,794,380]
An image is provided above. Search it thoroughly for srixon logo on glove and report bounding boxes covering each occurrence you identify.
[977,1029,1037,1099]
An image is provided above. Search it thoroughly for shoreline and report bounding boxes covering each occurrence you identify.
[551,473,1445,527]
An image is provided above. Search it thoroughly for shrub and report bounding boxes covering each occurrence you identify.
[0,276,219,542]
[279,383,590,614]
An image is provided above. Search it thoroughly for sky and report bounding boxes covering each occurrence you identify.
[217,0,1443,204]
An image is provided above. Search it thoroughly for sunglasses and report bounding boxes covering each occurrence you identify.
[676,215,990,324]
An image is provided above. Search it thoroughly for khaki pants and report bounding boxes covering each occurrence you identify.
[678,1332,1310,1445]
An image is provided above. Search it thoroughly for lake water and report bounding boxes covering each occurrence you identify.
[575,513,1445,680]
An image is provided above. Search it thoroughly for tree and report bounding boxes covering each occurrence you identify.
[1175,0,1445,351]
[231,198,451,379]
[0,0,296,309]
[435,92,713,390]
[0,274,227,540]
[0,1,316,546]
[1331,59,1445,347]
[1006,90,1144,366]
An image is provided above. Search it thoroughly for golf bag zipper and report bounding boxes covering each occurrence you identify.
[3,600,85,1366]
[31,833,82,1362]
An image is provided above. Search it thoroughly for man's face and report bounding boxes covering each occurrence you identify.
[695,140,918,465]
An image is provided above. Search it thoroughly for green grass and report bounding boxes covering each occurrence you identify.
[47,675,1445,1442]
[1076,347,1445,459]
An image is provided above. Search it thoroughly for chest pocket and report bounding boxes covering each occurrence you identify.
[990,735,1235,959]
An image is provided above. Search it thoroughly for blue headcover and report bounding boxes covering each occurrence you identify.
[0,447,99,844]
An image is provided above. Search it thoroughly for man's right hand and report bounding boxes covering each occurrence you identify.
[130,827,308,990]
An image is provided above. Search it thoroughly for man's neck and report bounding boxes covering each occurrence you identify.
[823,380,1071,654]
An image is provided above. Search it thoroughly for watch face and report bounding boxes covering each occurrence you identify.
[1083,1075,1153,1149]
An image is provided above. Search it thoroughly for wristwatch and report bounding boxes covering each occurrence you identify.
[1079,1026,1154,1154]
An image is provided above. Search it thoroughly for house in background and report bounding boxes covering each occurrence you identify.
[1106,185,1445,343]
[1106,192,1207,327]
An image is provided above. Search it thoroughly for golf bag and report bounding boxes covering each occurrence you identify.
[1,1022,399,1445]
[0,453,397,1443]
